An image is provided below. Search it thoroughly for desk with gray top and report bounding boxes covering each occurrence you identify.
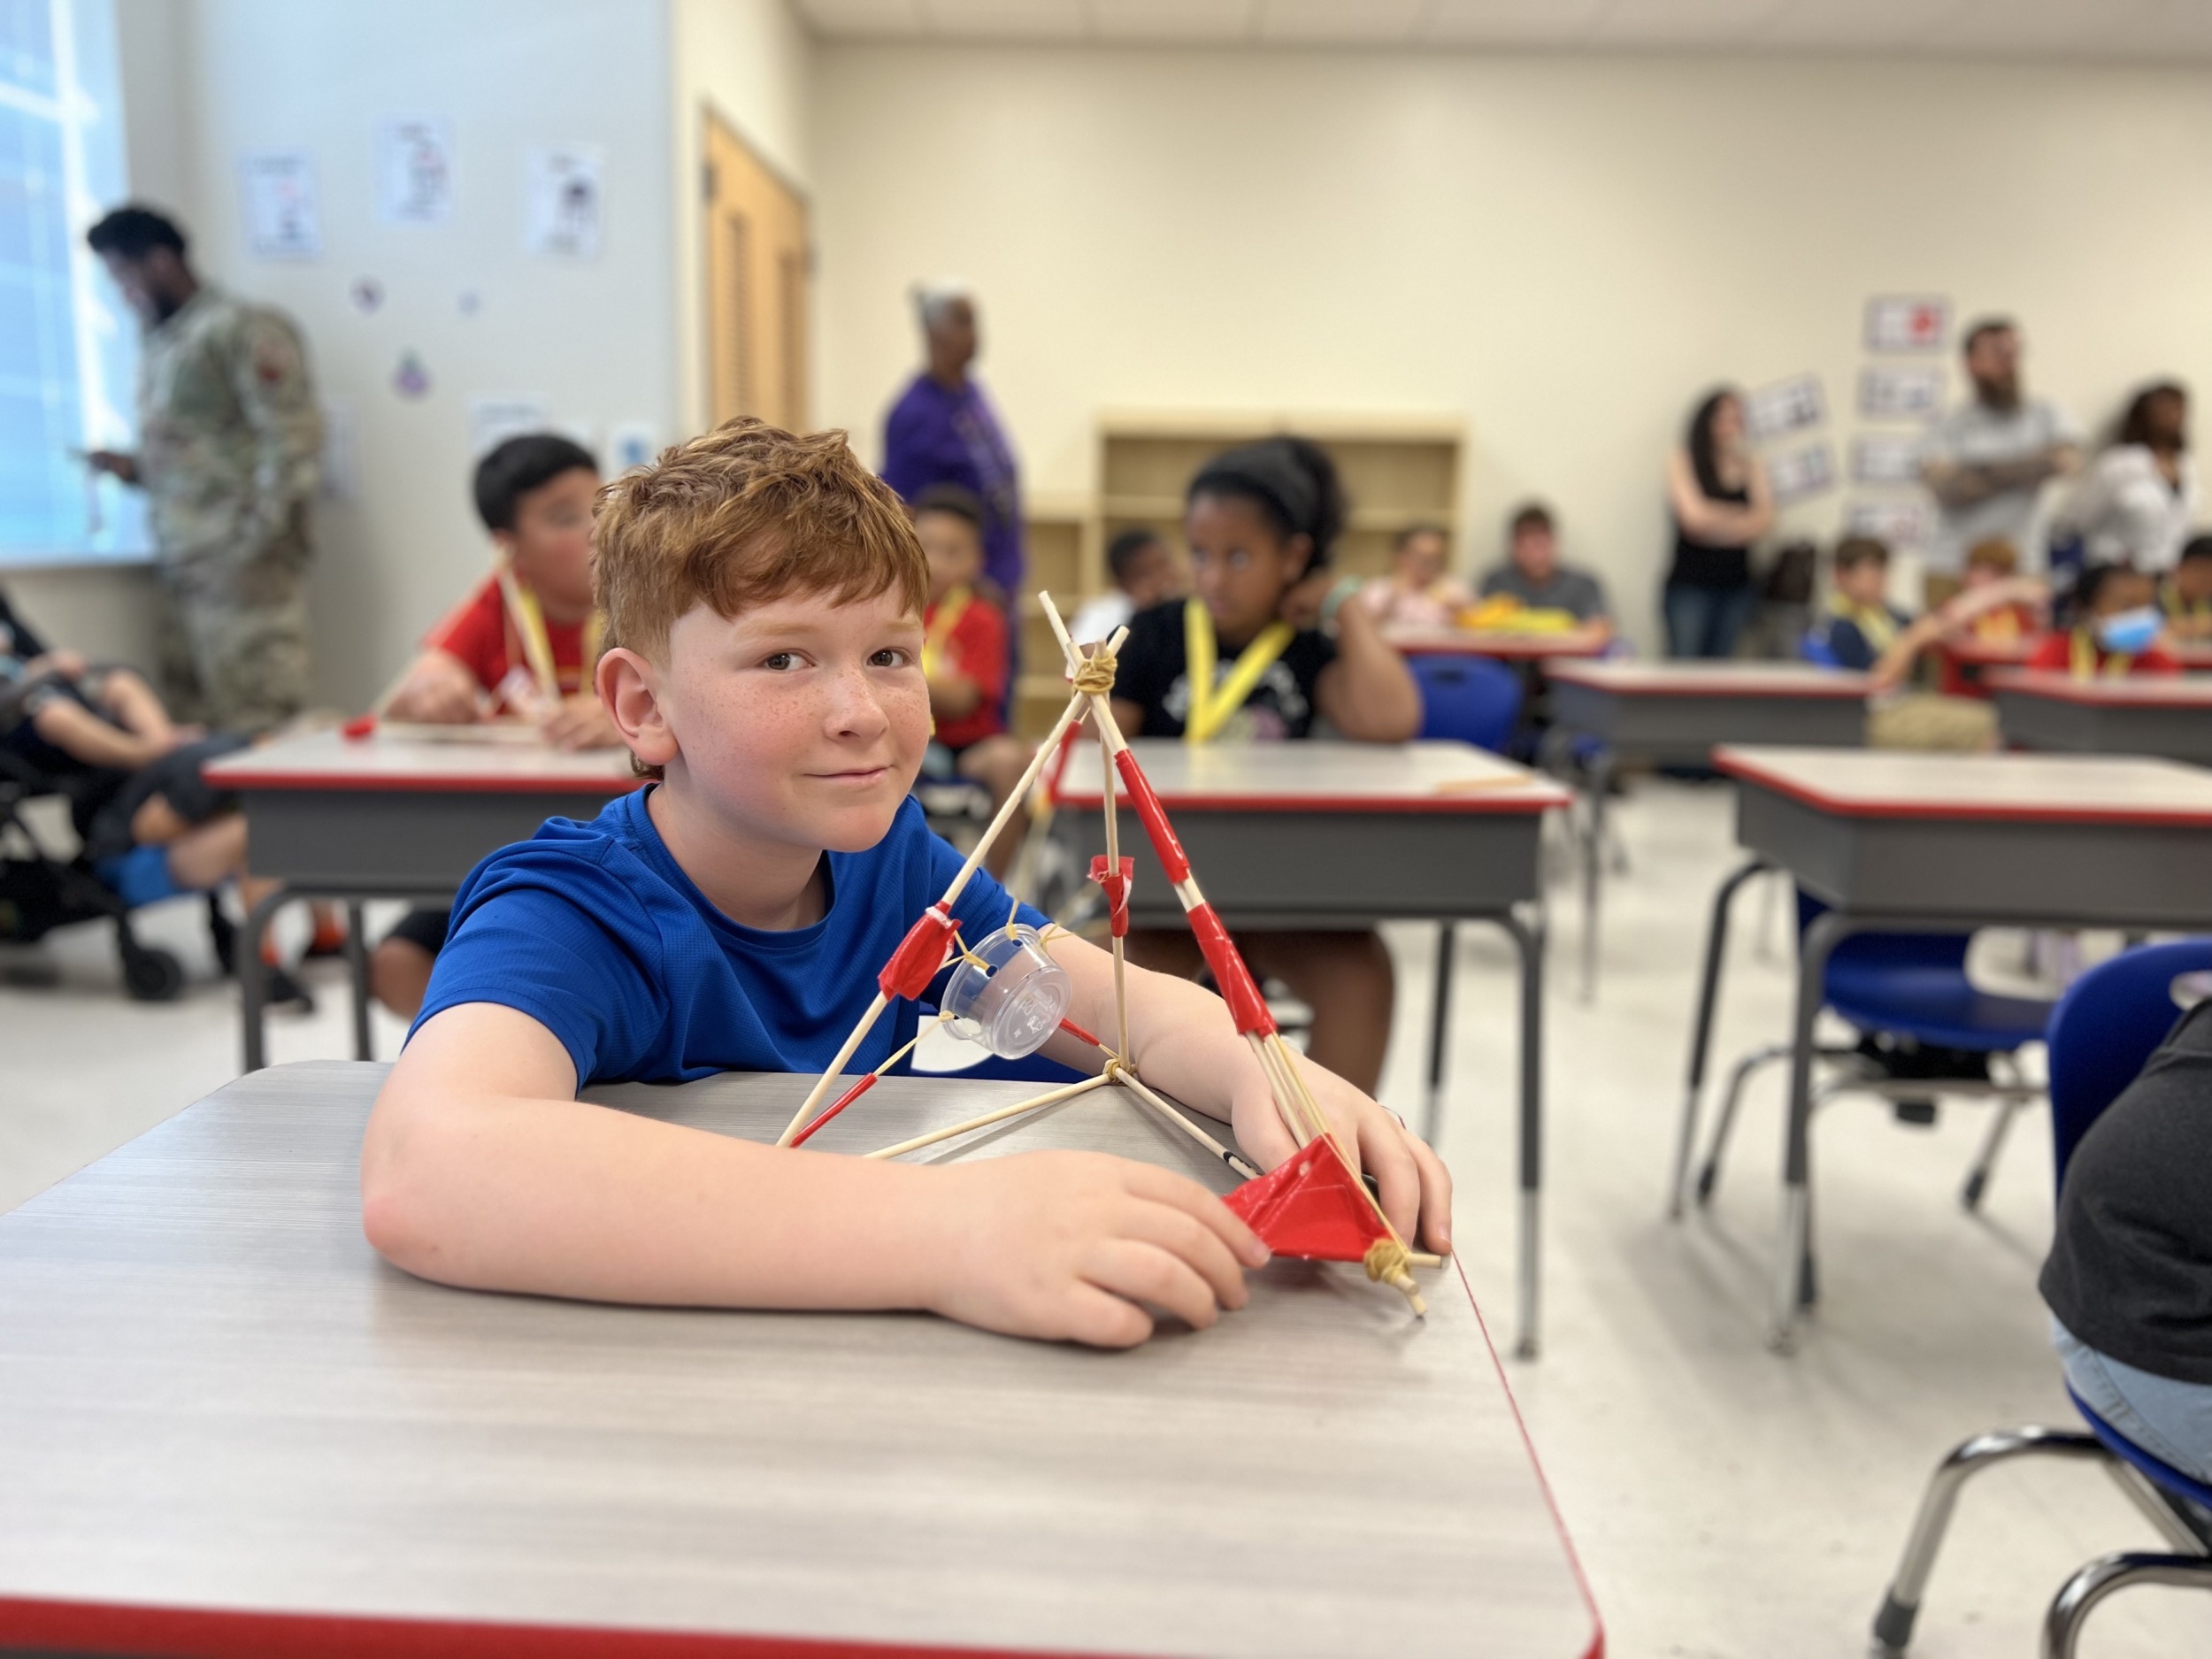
[1543,661,1871,1000]
[205,728,639,1072]
[0,1062,1602,1659]
[1050,739,1569,1357]
[1678,745,2212,1352]
[1989,669,2212,764]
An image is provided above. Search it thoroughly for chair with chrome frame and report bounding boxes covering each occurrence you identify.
[1871,938,2212,1658]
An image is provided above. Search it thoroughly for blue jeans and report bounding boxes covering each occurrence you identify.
[2055,1317,2212,1486]
[1663,581,1755,660]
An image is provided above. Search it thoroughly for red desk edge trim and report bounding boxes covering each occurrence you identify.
[205,767,644,795]
[1544,664,1869,699]
[1050,787,1571,815]
[1986,670,2212,710]
[1712,746,2212,826]
[1390,638,1608,661]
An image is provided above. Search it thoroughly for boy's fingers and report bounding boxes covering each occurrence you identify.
[1123,1164,1269,1266]
[1085,1239,1224,1333]
[1124,1198,1249,1310]
[1407,1133,1455,1253]
[1358,1112,1424,1242]
[1057,1282,1154,1349]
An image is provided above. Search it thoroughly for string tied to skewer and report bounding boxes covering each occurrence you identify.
[1363,1236,1424,1318]
[1070,645,1118,697]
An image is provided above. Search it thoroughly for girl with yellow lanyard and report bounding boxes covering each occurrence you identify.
[1098,435,1422,1096]
[2028,563,2182,680]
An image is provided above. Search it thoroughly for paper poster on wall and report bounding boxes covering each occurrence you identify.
[525,145,603,259]
[319,399,358,502]
[377,116,455,226]
[609,421,658,472]
[1851,434,1924,487]
[1845,499,1931,548]
[1766,442,1836,503]
[1863,296,1950,354]
[1746,374,1825,442]
[468,396,550,456]
[1858,364,1945,420]
[239,150,321,259]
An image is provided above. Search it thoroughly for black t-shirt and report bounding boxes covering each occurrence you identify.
[1110,600,1337,741]
[2041,999,2212,1384]
[1667,480,1755,591]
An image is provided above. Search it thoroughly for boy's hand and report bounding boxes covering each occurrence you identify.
[1226,1062,1453,1256]
[1278,568,1338,631]
[541,692,622,750]
[924,1150,1268,1348]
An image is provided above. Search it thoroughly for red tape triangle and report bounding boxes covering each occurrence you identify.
[1224,1136,1389,1263]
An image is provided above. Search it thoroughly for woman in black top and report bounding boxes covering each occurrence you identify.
[2041,996,2212,1482]
[1663,388,1773,659]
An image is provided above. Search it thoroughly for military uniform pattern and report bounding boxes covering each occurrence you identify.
[135,286,323,733]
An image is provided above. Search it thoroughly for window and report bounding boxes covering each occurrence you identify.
[0,0,143,564]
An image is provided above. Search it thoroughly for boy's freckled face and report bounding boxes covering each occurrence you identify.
[660,588,930,853]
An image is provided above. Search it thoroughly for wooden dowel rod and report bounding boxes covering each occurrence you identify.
[1110,1064,1260,1180]
[864,1071,1118,1160]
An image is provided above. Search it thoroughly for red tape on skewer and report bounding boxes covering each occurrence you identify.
[1112,749,1190,882]
[1088,854,1134,939]
[789,1071,876,1148]
[1057,1016,1103,1049]
[1187,902,1276,1036]
[879,904,960,1001]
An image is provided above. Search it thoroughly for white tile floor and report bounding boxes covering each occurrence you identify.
[4,780,2208,1656]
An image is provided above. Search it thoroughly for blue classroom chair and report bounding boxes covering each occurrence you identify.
[1684,891,2054,1218]
[1871,939,2212,1658]
[1409,654,1522,754]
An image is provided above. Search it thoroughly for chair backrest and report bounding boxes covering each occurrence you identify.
[1409,655,1523,753]
[2045,938,2212,1193]
[1795,887,1971,972]
[1798,629,1843,669]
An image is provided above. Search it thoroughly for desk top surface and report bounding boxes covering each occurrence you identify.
[1547,659,1871,698]
[205,727,644,793]
[0,1064,1598,1659]
[1715,743,2212,825]
[1987,669,2212,709]
[1380,625,1610,661]
[1054,738,1571,815]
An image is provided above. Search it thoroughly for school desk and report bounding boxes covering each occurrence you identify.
[1941,634,2212,688]
[204,728,640,1071]
[1988,669,2212,765]
[1543,661,1872,999]
[1381,622,1611,662]
[0,1062,1604,1659]
[1679,744,2212,1351]
[1049,738,1570,1358]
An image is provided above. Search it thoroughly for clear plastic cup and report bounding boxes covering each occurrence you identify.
[941,924,1071,1059]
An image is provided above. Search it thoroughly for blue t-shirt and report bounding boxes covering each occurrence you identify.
[412,789,1048,1087]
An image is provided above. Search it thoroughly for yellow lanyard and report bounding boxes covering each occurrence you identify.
[1825,594,1899,655]
[1184,597,1294,745]
[2166,588,2212,623]
[922,588,972,680]
[2069,628,2131,680]
[501,572,602,703]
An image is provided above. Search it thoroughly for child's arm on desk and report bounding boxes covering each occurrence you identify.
[1298,577,1422,741]
[385,649,488,724]
[364,1002,1266,1348]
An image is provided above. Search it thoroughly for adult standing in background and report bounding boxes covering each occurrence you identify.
[1916,318,2082,598]
[83,205,323,733]
[881,282,1024,603]
[2059,381,2198,572]
[1662,388,1771,658]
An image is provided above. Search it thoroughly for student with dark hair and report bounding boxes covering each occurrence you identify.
[1071,526,1181,645]
[2060,380,2197,571]
[1478,502,1612,639]
[1109,436,1419,1094]
[2026,563,2181,679]
[2164,534,2212,642]
[1359,522,1468,630]
[1663,388,1772,659]
[370,434,614,1018]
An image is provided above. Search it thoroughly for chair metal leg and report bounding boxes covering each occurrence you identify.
[2101,1458,2212,1554]
[1871,1426,2108,1655]
[1962,1097,2024,1211]
[1691,1041,1789,1209]
[1771,908,1849,1351]
[1669,857,1770,1219]
[2043,1553,2212,1659]
[1495,905,1545,1361]
[1578,749,1612,1004]
[345,900,373,1063]
[1422,922,1455,1144]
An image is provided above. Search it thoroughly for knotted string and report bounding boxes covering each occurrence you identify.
[1071,643,1118,697]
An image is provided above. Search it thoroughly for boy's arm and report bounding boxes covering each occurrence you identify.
[1306,582,1422,741]
[364,1002,1264,1346]
[27,694,165,771]
[926,670,984,720]
[386,649,489,724]
[1038,937,1452,1253]
[91,666,178,747]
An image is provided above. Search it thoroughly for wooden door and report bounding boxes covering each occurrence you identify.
[703,113,809,431]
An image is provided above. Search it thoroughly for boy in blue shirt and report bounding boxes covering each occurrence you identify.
[364,419,1450,1348]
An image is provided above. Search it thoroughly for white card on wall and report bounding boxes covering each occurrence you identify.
[468,396,550,457]
[377,116,455,226]
[240,150,321,259]
[525,145,603,259]
[1767,442,1836,503]
[1863,296,1950,354]
[1746,374,1826,442]
[1851,434,1924,487]
[1859,365,1945,420]
[1845,499,1931,547]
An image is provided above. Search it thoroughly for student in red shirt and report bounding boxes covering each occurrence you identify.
[912,483,1031,877]
[2027,562,2182,680]
[372,434,621,1017]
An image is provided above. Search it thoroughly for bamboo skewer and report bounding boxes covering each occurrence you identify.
[864,1072,1118,1160]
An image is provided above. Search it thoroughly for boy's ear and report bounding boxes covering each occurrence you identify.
[489,526,521,565]
[598,647,677,769]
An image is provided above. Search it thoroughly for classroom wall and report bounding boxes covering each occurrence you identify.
[810,46,2212,642]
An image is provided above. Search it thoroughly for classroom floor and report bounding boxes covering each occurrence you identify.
[4,780,2208,1658]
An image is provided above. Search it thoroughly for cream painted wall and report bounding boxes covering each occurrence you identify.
[812,46,2212,643]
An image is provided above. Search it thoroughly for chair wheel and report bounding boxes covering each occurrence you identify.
[121,945,186,1002]
[1961,1171,1987,1210]
[1694,1164,1717,1207]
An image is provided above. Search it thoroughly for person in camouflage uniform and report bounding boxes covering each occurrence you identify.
[85,205,323,734]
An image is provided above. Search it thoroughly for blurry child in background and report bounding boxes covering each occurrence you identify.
[370,434,620,1019]
[1071,527,1181,646]
[1359,523,1470,630]
[1810,536,2004,750]
[1934,538,2050,695]
[1474,503,1613,641]
[914,483,1032,877]
[2028,563,2181,679]
[2163,534,2212,643]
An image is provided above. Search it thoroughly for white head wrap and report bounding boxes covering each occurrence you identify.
[911,279,974,330]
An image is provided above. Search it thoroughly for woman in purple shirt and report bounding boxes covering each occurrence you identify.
[880,283,1025,602]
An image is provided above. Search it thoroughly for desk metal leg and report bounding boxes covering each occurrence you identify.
[1495,905,1545,1360]
[1424,922,1455,1143]
[236,884,294,1075]
[1670,857,1770,1218]
[1578,749,1613,1003]
[345,900,373,1062]
[1771,908,1849,1353]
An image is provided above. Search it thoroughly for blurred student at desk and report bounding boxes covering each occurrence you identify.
[2025,563,2182,680]
[1933,538,2049,696]
[1357,522,1468,631]
[1474,502,1613,643]
[369,434,619,1020]
[2164,535,2212,643]
[1071,526,1183,645]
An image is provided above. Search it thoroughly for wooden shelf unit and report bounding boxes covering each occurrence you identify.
[1010,412,1466,738]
